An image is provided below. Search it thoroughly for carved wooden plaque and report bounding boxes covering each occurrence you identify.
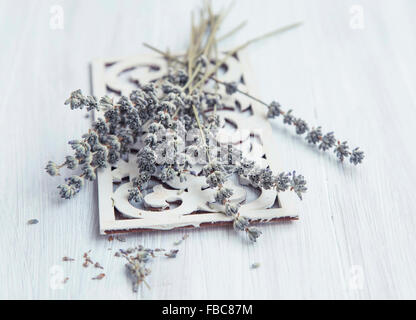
[91,53,297,234]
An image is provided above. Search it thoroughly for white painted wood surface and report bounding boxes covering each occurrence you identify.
[1,0,416,299]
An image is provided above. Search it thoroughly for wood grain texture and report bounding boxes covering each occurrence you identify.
[1,0,415,299]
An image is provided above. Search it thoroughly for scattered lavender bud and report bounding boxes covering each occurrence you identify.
[57,184,76,199]
[62,256,75,262]
[27,219,39,225]
[173,239,183,246]
[92,118,109,135]
[125,260,150,292]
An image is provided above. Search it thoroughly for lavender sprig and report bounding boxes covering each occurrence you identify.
[266,100,364,164]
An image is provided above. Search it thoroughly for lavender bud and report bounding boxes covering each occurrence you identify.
[246,227,262,242]
[117,96,132,113]
[128,188,143,202]
[225,203,240,216]
[267,101,282,118]
[350,147,364,165]
[82,164,96,181]
[294,118,309,135]
[290,171,307,200]
[160,167,175,182]
[206,171,226,188]
[225,82,238,95]
[214,187,233,204]
[283,110,294,125]
[84,95,99,111]
[99,96,113,109]
[65,89,84,110]
[275,172,290,192]
[334,141,350,162]
[92,118,109,135]
[259,168,274,190]
[319,132,336,151]
[45,161,60,176]
[233,215,250,231]
[305,127,322,144]
[65,155,78,170]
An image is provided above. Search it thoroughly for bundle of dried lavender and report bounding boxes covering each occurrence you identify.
[45,1,363,243]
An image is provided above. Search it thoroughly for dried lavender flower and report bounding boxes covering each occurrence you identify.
[275,172,290,192]
[225,202,240,216]
[319,132,336,151]
[290,171,307,200]
[84,95,99,111]
[294,118,309,135]
[27,219,39,225]
[233,215,250,231]
[82,164,96,181]
[214,187,233,204]
[334,141,350,162]
[206,171,226,188]
[65,89,84,110]
[65,155,78,170]
[128,188,143,203]
[306,127,322,144]
[165,249,179,258]
[267,101,282,118]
